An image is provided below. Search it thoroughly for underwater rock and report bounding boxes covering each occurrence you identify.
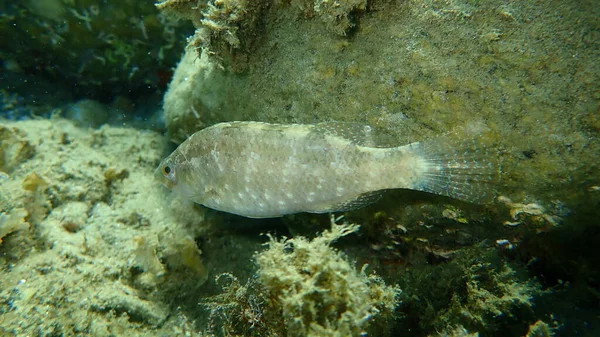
[65,99,110,128]
[313,0,367,35]
[161,48,221,142]
[0,126,35,173]
[0,118,210,336]
[0,208,29,245]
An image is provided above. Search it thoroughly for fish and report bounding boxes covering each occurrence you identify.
[155,121,496,218]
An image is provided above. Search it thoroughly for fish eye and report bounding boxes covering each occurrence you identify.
[162,165,172,175]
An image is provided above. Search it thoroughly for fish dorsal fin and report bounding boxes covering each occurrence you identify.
[314,122,378,147]
[314,191,385,213]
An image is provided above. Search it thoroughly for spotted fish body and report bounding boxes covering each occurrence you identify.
[155,122,495,218]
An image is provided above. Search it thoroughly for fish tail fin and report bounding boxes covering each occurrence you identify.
[407,134,499,204]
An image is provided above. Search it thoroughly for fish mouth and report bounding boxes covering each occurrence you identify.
[153,166,171,188]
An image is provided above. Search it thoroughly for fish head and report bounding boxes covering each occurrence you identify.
[154,157,178,189]
[154,150,198,201]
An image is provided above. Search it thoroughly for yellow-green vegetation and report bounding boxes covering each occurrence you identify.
[132,223,208,289]
[293,0,368,35]
[0,125,35,173]
[525,320,554,337]
[199,273,273,337]
[397,246,541,336]
[157,0,265,70]
[428,325,478,337]
[0,127,39,244]
[1,0,190,98]
[0,208,29,245]
[255,216,399,336]
[21,172,52,225]
[195,216,399,337]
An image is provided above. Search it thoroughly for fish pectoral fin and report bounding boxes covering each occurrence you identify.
[312,191,385,213]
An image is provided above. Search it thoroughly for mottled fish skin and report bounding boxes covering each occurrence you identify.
[155,122,496,218]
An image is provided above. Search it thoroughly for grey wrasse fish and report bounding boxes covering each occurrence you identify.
[155,122,496,218]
